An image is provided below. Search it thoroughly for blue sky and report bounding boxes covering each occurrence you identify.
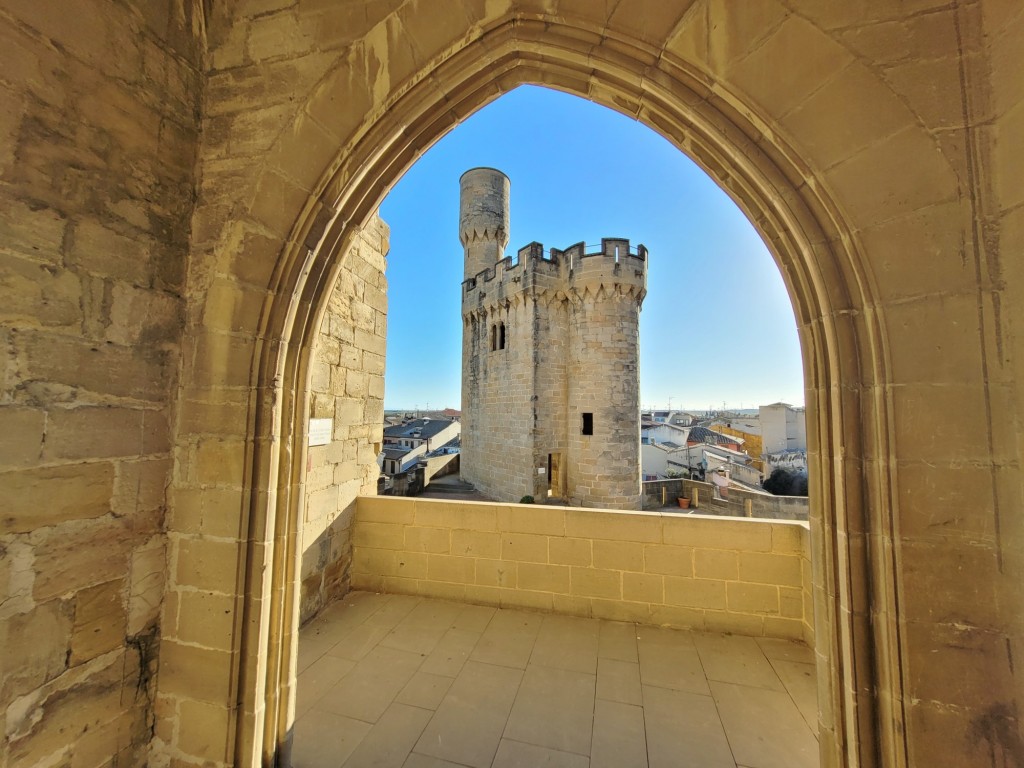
[379,86,803,412]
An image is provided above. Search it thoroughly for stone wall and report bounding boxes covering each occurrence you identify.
[351,496,812,643]
[0,1,204,766]
[462,235,646,509]
[0,2,1020,767]
[299,216,388,623]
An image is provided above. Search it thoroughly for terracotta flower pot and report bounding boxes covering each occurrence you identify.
[677,497,690,509]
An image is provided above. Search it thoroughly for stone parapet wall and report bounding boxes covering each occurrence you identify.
[351,496,813,644]
[462,238,647,304]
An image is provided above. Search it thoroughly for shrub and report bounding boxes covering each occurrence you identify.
[762,468,808,496]
[519,495,535,504]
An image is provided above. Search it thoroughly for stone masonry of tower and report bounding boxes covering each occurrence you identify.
[459,168,647,509]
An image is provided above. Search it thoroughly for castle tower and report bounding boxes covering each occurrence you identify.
[459,168,510,280]
[460,169,647,510]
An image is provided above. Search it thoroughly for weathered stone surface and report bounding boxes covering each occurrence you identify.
[298,218,389,623]
[0,3,1020,768]
[1,463,115,534]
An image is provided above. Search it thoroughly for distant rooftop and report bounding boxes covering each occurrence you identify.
[383,417,457,440]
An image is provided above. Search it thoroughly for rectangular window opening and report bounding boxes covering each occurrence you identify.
[582,412,594,435]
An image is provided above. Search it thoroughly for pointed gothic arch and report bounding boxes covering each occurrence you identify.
[188,15,915,768]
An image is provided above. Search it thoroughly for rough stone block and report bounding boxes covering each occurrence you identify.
[174,536,241,594]
[352,521,405,550]
[159,641,234,703]
[643,544,695,577]
[0,406,44,467]
[517,562,570,593]
[500,532,548,563]
[547,536,592,566]
[474,558,517,588]
[404,526,452,554]
[497,505,566,535]
[737,552,803,587]
[426,554,475,584]
[592,540,644,571]
[726,582,781,615]
[623,572,664,604]
[664,577,727,610]
[1,463,114,534]
[451,529,499,558]
[70,578,126,665]
[570,567,622,599]
[565,510,663,543]
[693,549,738,580]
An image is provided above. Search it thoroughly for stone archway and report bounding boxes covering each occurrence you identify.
[162,6,1008,768]
[229,22,892,768]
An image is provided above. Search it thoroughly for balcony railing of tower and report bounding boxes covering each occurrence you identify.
[463,238,648,293]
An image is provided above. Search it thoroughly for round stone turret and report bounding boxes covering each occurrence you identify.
[460,168,510,280]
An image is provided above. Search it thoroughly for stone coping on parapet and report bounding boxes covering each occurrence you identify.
[462,237,648,295]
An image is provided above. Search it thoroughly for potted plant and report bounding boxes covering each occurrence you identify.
[677,497,690,509]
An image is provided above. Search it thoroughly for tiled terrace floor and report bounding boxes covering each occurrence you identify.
[294,592,819,768]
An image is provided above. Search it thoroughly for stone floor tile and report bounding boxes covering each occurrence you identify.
[710,680,819,768]
[767,659,819,735]
[341,702,434,768]
[380,618,451,656]
[295,593,821,768]
[318,645,425,723]
[469,609,542,669]
[591,698,647,768]
[402,754,469,768]
[318,592,393,639]
[452,603,496,632]
[693,633,785,691]
[365,594,423,629]
[755,636,814,664]
[491,739,590,768]
[596,657,642,706]
[296,654,355,718]
[529,614,600,674]
[397,671,455,710]
[636,629,709,695]
[643,685,734,768]
[504,664,595,756]
[420,628,482,678]
[415,660,524,768]
[404,598,466,626]
[291,708,372,768]
[597,620,639,662]
[296,632,336,674]
[326,622,391,662]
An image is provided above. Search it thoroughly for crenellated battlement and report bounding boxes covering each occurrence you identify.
[461,237,648,308]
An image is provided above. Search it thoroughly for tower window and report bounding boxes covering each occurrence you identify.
[582,413,594,435]
[490,324,497,351]
[499,322,506,350]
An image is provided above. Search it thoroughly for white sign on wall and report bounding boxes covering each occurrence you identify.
[308,418,333,447]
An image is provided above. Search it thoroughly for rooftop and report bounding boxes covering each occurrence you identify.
[384,418,458,440]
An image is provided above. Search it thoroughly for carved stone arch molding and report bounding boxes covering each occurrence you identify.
[195,13,922,768]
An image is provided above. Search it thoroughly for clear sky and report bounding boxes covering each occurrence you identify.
[379,85,804,412]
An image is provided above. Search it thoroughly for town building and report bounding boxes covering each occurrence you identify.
[459,168,648,508]
[760,401,808,473]
[380,417,461,475]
